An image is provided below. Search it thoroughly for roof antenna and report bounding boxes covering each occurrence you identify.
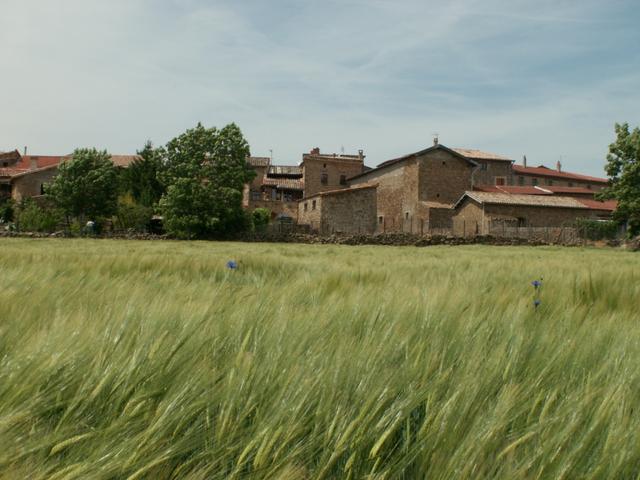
[269,149,273,161]
[432,133,439,146]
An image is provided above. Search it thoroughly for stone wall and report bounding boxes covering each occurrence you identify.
[298,196,322,231]
[11,167,59,201]
[418,149,473,204]
[473,159,513,186]
[302,155,364,197]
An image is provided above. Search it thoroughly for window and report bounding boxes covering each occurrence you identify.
[251,190,261,201]
[495,177,506,186]
[378,216,383,224]
[545,179,553,186]
[568,182,574,187]
[40,184,46,195]
[304,202,308,212]
[517,217,527,227]
[312,200,316,210]
[284,193,293,202]
[323,163,327,168]
[2,162,7,167]
[518,176,524,186]
[532,178,538,186]
[339,175,347,185]
[405,212,409,220]
[271,189,277,200]
[442,161,446,166]
[320,173,328,185]
[480,163,488,171]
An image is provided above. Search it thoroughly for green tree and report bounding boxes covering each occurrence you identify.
[121,141,166,207]
[159,123,255,239]
[47,148,119,223]
[252,207,271,232]
[599,123,640,236]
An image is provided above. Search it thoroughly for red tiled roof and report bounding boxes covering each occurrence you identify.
[302,183,377,200]
[576,198,617,212]
[458,191,588,209]
[453,148,512,162]
[262,177,304,191]
[110,155,142,167]
[474,185,552,195]
[538,185,595,194]
[513,165,608,184]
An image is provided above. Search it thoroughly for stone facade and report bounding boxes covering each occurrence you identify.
[301,148,365,197]
[298,185,377,235]
[452,197,601,236]
[11,167,59,201]
[348,145,475,233]
[473,159,513,186]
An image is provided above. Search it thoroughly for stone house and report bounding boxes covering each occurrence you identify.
[452,191,611,236]
[297,184,377,235]
[511,161,607,190]
[244,148,366,220]
[346,142,485,234]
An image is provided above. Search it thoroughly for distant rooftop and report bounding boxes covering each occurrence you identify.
[513,164,608,184]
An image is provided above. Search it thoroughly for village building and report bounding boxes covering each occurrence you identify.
[512,160,607,190]
[452,191,615,236]
[297,184,377,235]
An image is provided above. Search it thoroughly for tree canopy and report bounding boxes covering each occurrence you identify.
[159,123,255,238]
[599,123,640,236]
[120,141,166,207]
[47,148,119,222]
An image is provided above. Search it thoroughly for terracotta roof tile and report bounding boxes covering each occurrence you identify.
[513,165,608,184]
[262,177,304,190]
[460,191,588,209]
[453,148,512,162]
[576,199,617,211]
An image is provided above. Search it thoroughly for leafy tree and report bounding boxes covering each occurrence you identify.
[121,141,166,207]
[15,199,62,232]
[252,208,271,232]
[47,148,119,223]
[159,123,255,239]
[599,123,640,236]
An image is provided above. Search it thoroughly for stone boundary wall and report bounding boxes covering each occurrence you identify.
[1,230,637,250]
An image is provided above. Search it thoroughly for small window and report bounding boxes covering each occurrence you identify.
[568,182,574,187]
[532,178,538,186]
[40,184,45,195]
[304,202,308,212]
[320,173,328,185]
[339,175,346,185]
[405,212,409,220]
[251,190,261,201]
[284,193,293,202]
[2,162,7,167]
[545,179,553,186]
[378,216,383,224]
[436,193,440,198]
[323,163,327,168]
[495,177,506,186]
[312,200,316,210]
[480,163,488,171]
[442,161,446,166]
[518,176,524,186]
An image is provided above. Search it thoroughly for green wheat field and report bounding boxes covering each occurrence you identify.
[1,239,639,479]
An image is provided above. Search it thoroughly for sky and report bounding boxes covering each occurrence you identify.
[1,0,639,176]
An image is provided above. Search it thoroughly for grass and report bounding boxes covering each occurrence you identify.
[0,239,639,479]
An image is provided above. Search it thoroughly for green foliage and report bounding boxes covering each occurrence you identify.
[0,198,14,223]
[47,148,120,222]
[0,241,640,478]
[114,199,154,232]
[120,141,166,207]
[252,208,271,231]
[15,199,62,232]
[575,218,619,240]
[159,123,255,239]
[599,123,640,236]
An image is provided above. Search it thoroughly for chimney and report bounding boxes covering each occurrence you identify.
[30,156,38,170]
[433,134,439,146]
[523,155,527,168]
[24,146,27,156]
[310,147,320,155]
[358,149,364,161]
[556,160,562,172]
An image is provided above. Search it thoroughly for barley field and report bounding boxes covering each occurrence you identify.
[0,239,639,479]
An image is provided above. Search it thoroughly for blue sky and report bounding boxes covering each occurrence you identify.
[1,0,639,176]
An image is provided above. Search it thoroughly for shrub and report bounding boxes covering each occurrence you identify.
[252,208,271,232]
[0,199,14,223]
[575,218,619,240]
[16,200,62,232]
[114,200,154,232]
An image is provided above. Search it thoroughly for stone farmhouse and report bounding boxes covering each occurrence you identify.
[246,139,614,236]
[0,149,140,203]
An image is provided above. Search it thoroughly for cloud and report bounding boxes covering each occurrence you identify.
[0,0,638,176]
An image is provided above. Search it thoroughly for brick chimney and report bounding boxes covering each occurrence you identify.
[358,149,364,161]
[310,147,320,155]
[556,160,562,172]
[433,134,439,146]
[523,155,527,168]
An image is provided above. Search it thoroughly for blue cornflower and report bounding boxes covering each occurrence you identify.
[531,280,542,288]
[226,260,238,270]
[534,299,541,308]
